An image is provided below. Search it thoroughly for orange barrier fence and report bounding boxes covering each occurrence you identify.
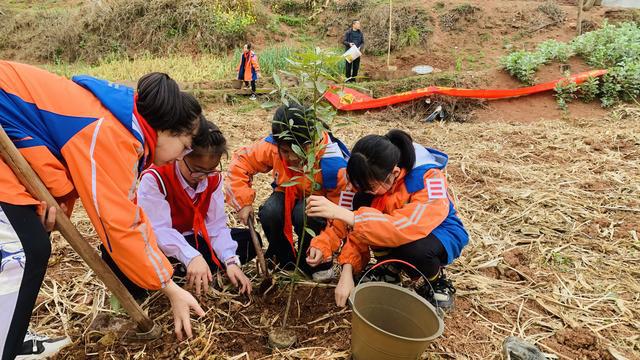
[324,70,607,111]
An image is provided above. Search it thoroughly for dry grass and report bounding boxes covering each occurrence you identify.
[32,102,640,359]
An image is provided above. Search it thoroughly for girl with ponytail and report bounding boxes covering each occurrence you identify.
[305,129,468,310]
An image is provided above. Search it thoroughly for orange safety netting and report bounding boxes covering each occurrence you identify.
[324,70,608,111]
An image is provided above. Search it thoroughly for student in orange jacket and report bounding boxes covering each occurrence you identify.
[0,61,204,359]
[305,130,468,310]
[237,43,261,100]
[225,103,351,281]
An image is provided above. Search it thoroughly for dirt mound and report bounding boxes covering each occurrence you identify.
[553,327,613,359]
[0,0,257,63]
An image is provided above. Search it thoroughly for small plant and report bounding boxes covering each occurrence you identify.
[537,39,573,63]
[577,76,600,103]
[278,14,305,27]
[500,51,546,84]
[264,47,345,331]
[554,76,579,111]
[398,26,423,48]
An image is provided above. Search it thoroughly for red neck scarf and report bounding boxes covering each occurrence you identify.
[281,155,299,257]
[133,94,158,170]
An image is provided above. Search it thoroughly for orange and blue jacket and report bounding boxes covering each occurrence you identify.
[311,143,469,273]
[225,132,352,210]
[0,61,173,290]
[237,51,260,82]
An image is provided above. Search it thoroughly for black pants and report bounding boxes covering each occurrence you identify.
[0,203,51,360]
[352,193,448,279]
[244,80,256,94]
[345,57,361,82]
[258,192,332,275]
[101,228,259,300]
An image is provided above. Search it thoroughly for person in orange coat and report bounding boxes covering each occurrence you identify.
[236,43,261,100]
[0,61,205,359]
[225,103,352,281]
[305,129,468,310]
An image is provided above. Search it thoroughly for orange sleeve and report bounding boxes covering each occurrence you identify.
[252,55,261,72]
[312,172,353,259]
[225,139,275,210]
[350,169,450,248]
[311,218,349,260]
[62,118,173,290]
[337,233,371,273]
[18,145,75,200]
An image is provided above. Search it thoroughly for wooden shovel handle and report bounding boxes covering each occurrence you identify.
[248,213,269,278]
[0,125,154,332]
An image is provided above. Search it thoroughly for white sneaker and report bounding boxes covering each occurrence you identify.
[15,330,71,359]
[312,266,336,283]
[249,94,257,100]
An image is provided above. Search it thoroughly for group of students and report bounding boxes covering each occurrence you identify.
[0,61,468,360]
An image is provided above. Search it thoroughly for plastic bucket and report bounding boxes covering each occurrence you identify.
[232,79,243,89]
[349,279,444,359]
[342,46,362,63]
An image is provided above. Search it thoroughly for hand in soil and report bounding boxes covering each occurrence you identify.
[335,264,354,307]
[162,281,206,341]
[186,255,212,297]
[227,264,252,295]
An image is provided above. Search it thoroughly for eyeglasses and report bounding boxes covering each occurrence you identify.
[182,157,221,178]
[365,172,395,195]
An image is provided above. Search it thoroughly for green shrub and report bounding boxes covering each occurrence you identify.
[278,14,305,27]
[501,21,640,107]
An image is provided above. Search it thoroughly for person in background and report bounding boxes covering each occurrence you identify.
[343,20,364,82]
[237,43,261,101]
[101,119,257,299]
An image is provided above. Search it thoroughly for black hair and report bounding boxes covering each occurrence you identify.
[136,72,202,135]
[352,20,360,26]
[190,116,228,157]
[271,103,315,147]
[346,129,415,192]
[246,43,252,50]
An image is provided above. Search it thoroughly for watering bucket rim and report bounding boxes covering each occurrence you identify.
[349,282,444,343]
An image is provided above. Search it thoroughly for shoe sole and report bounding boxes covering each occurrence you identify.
[15,337,72,360]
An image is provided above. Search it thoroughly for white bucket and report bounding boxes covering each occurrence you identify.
[343,45,362,63]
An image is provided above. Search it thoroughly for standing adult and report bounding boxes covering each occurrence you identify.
[0,61,205,360]
[343,20,365,82]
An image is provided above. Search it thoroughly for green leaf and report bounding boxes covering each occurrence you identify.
[304,227,316,238]
[291,144,305,158]
[280,181,299,187]
[261,101,279,109]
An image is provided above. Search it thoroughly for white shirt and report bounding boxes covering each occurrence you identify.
[137,164,237,267]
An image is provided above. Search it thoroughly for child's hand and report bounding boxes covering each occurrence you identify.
[306,247,325,267]
[226,264,252,295]
[335,264,354,307]
[161,281,206,341]
[186,255,212,297]
[237,206,253,226]
[306,195,355,226]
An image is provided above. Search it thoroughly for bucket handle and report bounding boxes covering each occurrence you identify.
[356,258,442,314]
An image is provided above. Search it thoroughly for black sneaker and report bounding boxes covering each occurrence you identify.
[358,263,401,284]
[15,330,71,359]
[417,274,456,311]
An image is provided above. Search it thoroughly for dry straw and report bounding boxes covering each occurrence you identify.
[34,104,639,359]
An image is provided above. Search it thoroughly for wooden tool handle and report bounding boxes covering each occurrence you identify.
[0,125,154,332]
[248,213,269,278]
